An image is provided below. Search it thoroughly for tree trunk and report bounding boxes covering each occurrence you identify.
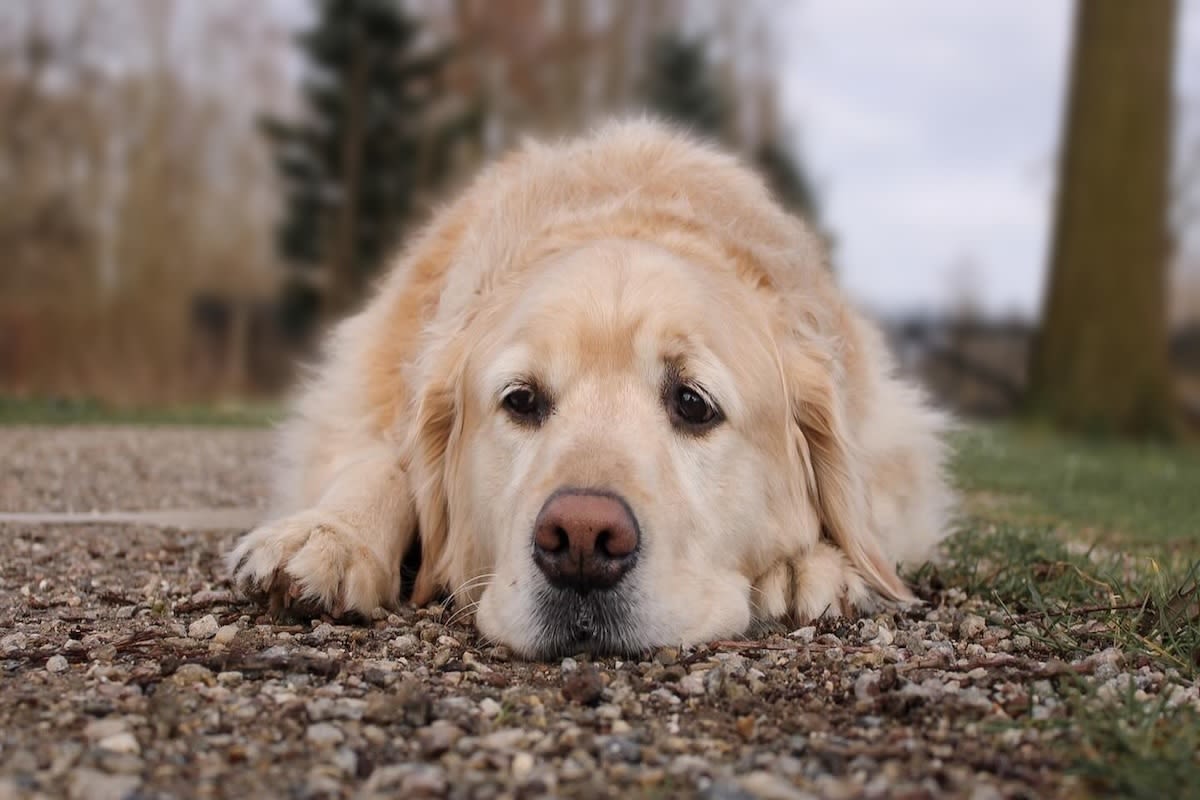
[1029,0,1178,437]
[328,39,369,320]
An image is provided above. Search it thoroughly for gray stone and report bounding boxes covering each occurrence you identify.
[306,722,345,747]
[187,614,219,640]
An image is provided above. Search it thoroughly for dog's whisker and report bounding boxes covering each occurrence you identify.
[445,573,497,605]
[439,572,496,630]
[472,628,502,650]
[450,571,497,591]
[445,599,481,629]
[442,580,493,607]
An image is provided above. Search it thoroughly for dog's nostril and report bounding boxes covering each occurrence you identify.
[551,526,569,553]
[600,525,637,559]
[534,523,569,554]
[595,528,632,560]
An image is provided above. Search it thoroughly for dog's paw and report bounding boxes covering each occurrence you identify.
[752,542,874,624]
[228,510,399,619]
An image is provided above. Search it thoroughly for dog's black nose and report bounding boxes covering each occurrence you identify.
[532,490,639,592]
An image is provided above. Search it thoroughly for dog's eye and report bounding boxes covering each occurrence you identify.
[671,384,721,429]
[502,386,546,424]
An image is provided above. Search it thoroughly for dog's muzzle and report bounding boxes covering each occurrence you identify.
[529,488,643,655]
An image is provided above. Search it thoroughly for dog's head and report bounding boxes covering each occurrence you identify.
[405,243,912,657]
[401,124,913,657]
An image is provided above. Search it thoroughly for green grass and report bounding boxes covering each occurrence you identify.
[954,424,1200,549]
[941,424,1200,797]
[0,396,282,427]
[1063,684,1200,800]
[944,426,1200,676]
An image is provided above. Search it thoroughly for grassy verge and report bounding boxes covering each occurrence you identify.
[939,424,1200,797]
[0,396,282,427]
[953,423,1200,550]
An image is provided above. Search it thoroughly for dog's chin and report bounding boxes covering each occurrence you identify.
[527,584,650,659]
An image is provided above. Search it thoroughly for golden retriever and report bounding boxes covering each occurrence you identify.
[228,120,952,657]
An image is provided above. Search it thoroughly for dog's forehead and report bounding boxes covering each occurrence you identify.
[501,242,721,361]
[524,240,712,319]
[474,239,778,416]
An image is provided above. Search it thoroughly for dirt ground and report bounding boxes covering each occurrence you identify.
[0,427,1186,799]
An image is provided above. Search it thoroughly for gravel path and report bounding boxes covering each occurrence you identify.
[1,427,1195,799]
[0,427,273,514]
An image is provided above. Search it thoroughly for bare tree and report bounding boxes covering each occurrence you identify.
[1029,0,1178,436]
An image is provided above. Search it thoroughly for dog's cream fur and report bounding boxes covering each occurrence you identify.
[229,120,953,656]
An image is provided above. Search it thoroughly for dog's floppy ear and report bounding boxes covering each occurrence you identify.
[403,328,470,606]
[783,337,915,603]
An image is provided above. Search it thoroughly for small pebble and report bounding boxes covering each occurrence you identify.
[391,634,419,656]
[959,614,987,639]
[306,723,345,747]
[96,732,140,756]
[511,751,535,780]
[213,624,239,645]
[654,647,679,666]
[416,722,464,757]
[562,665,605,705]
[187,615,220,640]
[740,771,810,800]
[789,626,816,643]
[675,672,707,697]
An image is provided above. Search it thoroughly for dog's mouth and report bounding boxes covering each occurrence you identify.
[530,584,645,657]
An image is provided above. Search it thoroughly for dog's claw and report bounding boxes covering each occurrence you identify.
[267,567,283,595]
[268,588,284,617]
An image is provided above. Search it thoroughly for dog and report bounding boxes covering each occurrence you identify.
[228,120,953,658]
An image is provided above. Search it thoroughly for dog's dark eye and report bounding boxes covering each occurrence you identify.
[502,386,546,424]
[671,384,721,430]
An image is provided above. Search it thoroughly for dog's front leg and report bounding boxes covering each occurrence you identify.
[228,445,416,618]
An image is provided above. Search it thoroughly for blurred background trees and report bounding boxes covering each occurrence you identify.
[264,0,471,335]
[0,0,1197,440]
[0,1,288,402]
[0,0,821,398]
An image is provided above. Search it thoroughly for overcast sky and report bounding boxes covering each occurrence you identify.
[780,1,1200,319]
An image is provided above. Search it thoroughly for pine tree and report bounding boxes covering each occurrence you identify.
[644,35,726,139]
[1029,0,1178,436]
[263,0,459,335]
